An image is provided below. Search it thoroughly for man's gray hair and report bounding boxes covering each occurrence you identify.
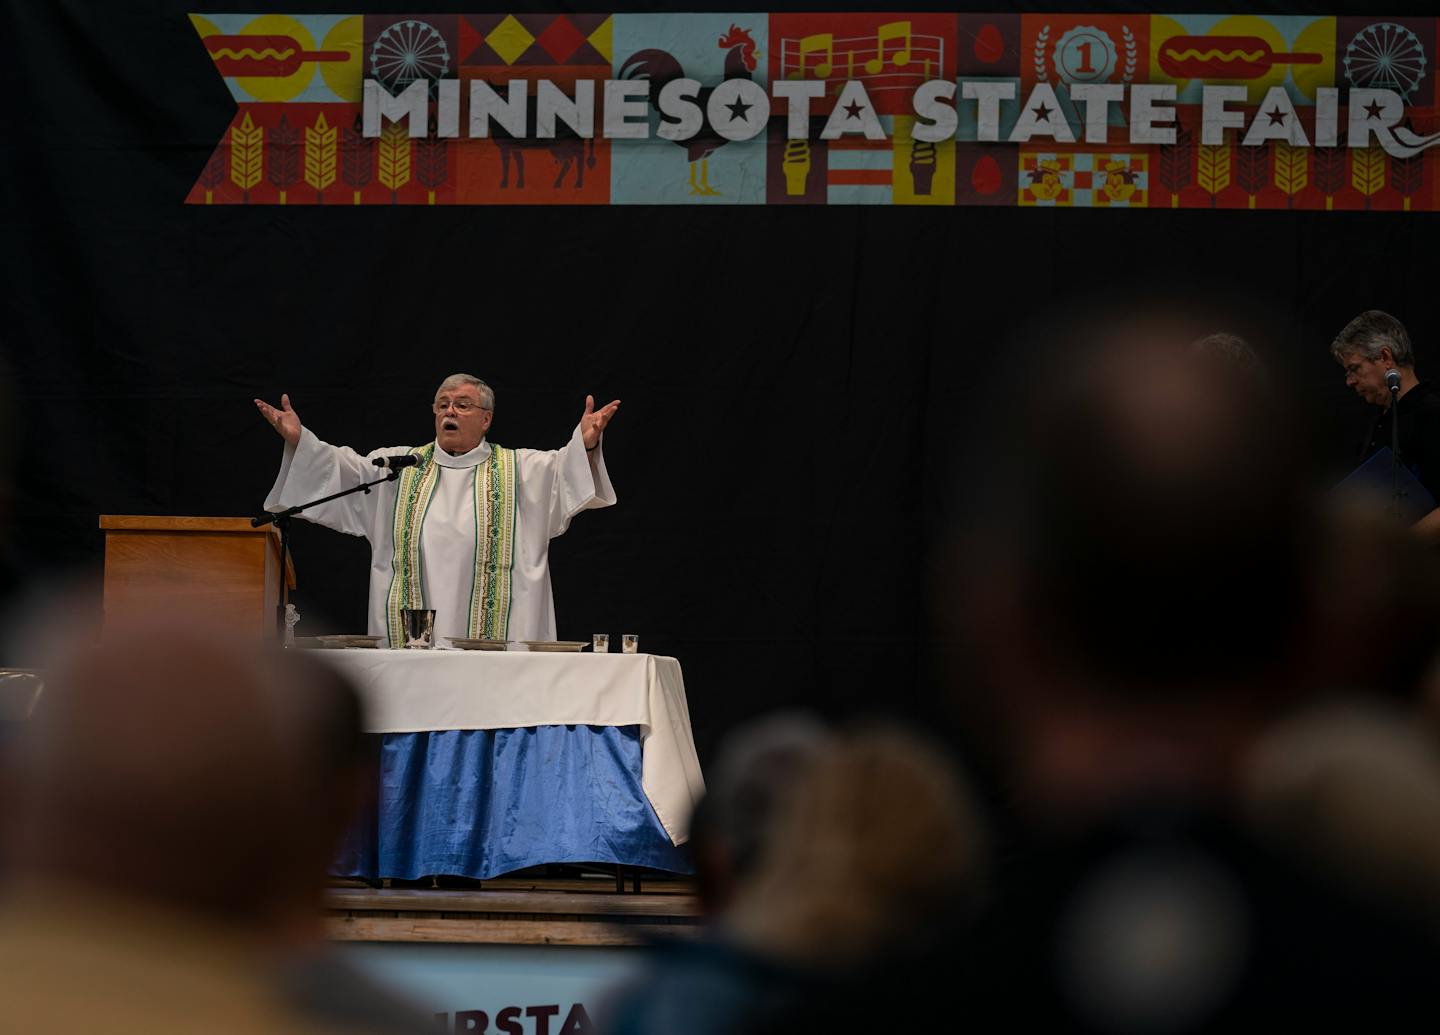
[1331,310,1414,367]
[434,373,495,411]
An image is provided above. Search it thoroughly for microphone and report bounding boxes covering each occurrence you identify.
[1386,369,1401,393]
[372,455,420,470]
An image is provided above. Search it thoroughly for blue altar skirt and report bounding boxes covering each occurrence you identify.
[334,725,693,880]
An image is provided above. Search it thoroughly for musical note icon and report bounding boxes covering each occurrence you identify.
[780,23,945,94]
[796,33,834,79]
[865,21,912,75]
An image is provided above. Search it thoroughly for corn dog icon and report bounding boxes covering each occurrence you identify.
[1158,36,1323,80]
[206,34,350,78]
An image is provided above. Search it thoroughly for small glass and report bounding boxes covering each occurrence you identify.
[622,634,639,655]
[283,603,300,649]
[592,633,609,653]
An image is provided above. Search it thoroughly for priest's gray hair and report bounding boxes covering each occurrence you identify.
[435,373,495,411]
[1331,310,1414,368]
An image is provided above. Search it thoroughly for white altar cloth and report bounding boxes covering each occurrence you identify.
[319,650,706,845]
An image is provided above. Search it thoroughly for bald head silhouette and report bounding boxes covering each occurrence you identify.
[996,331,1309,696]
[13,626,370,930]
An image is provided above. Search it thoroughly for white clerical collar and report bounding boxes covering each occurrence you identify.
[432,437,491,469]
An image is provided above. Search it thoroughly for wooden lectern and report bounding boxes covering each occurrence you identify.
[98,516,297,641]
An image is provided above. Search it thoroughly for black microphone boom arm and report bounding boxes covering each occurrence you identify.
[251,468,401,637]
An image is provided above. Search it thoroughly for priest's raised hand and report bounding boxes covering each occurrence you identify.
[254,394,301,447]
[581,395,621,451]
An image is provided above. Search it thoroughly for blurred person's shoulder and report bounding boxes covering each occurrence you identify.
[598,936,824,1035]
[969,797,1440,1029]
[0,886,343,1034]
[274,951,440,1035]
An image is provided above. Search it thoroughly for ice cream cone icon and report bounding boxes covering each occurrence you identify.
[783,138,812,197]
[909,139,937,196]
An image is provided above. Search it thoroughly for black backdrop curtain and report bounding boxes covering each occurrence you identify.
[4,1,1437,760]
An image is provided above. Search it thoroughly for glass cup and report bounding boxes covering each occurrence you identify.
[592,633,609,653]
[622,634,639,655]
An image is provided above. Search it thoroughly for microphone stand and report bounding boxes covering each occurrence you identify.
[251,470,401,640]
[1390,381,1403,519]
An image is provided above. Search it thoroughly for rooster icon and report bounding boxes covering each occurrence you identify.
[618,25,762,196]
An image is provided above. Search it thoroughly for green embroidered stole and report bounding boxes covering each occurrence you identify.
[468,444,518,639]
[385,443,518,645]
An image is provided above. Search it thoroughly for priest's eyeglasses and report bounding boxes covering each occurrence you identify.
[433,400,491,415]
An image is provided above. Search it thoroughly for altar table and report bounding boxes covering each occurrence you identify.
[320,650,706,880]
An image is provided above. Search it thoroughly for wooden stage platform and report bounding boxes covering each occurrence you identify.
[324,872,701,947]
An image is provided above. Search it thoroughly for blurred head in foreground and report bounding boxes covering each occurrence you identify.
[724,724,986,970]
[686,711,830,915]
[956,324,1314,808]
[596,714,839,1035]
[601,723,985,1035]
[1189,331,1265,381]
[0,623,380,1032]
[1246,700,1440,919]
[10,626,370,929]
[948,318,1440,1029]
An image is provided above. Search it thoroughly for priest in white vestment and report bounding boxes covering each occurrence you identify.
[256,374,619,647]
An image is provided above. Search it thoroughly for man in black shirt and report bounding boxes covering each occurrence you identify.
[1332,309,1440,536]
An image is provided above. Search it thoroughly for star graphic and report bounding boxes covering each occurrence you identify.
[1265,105,1287,126]
[844,99,865,120]
[1033,102,1053,122]
[1364,99,1385,120]
[724,97,753,123]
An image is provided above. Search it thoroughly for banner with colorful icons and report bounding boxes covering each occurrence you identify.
[188,13,1440,210]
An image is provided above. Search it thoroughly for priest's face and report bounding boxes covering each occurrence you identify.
[434,384,493,454]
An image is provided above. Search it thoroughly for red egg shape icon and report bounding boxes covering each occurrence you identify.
[974,23,1005,65]
[971,155,1003,195]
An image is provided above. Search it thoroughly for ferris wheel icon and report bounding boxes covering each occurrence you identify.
[370,20,450,96]
[1344,22,1426,99]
